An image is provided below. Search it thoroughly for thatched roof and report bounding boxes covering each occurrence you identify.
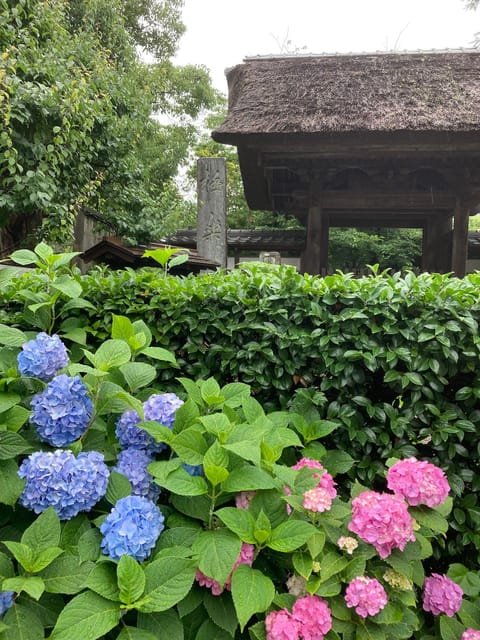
[213,50,480,141]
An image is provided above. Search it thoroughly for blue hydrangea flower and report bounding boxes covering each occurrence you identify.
[0,591,14,618]
[182,463,204,477]
[18,450,109,520]
[113,448,160,501]
[144,393,184,429]
[17,332,68,381]
[100,495,165,561]
[115,409,165,454]
[30,374,93,446]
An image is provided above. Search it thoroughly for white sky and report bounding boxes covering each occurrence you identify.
[174,0,478,92]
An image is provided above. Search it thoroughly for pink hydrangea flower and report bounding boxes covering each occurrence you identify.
[235,491,256,510]
[195,542,255,595]
[292,594,332,639]
[344,576,388,618]
[462,629,480,640]
[265,609,300,640]
[303,486,333,513]
[292,458,337,498]
[423,573,463,617]
[348,491,415,558]
[387,457,450,507]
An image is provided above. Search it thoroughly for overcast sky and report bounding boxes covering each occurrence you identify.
[174,0,478,92]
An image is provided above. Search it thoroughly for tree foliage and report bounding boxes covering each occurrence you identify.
[0,0,217,246]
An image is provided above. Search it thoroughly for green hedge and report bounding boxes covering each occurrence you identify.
[3,262,480,566]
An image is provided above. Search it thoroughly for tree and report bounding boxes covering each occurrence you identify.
[0,0,217,247]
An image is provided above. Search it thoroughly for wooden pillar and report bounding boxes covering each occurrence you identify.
[422,214,452,273]
[197,157,227,269]
[300,205,329,275]
[451,199,469,277]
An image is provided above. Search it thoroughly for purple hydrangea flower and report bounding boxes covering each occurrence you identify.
[182,463,204,477]
[30,374,93,446]
[113,448,160,501]
[144,393,184,429]
[17,332,68,381]
[115,393,183,454]
[0,591,14,618]
[18,450,109,520]
[100,495,165,561]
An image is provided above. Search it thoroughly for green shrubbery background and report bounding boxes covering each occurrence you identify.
[2,261,480,569]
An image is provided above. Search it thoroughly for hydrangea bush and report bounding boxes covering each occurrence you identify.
[0,247,479,640]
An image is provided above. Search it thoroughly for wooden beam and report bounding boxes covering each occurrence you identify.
[300,205,329,275]
[451,200,470,277]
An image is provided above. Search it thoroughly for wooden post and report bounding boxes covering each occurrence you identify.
[197,157,227,269]
[451,199,469,277]
[300,205,329,275]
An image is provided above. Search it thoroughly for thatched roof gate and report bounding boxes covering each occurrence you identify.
[213,51,480,275]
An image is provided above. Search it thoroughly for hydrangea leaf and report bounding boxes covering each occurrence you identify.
[171,429,208,465]
[49,590,122,640]
[105,471,132,506]
[267,521,317,552]
[141,347,176,364]
[1,602,44,640]
[439,615,465,640]
[22,507,61,554]
[119,363,157,392]
[202,590,238,636]
[137,610,184,638]
[87,563,120,602]
[3,576,45,600]
[215,508,256,544]
[221,466,276,492]
[40,556,95,595]
[317,551,350,583]
[0,460,25,507]
[231,565,274,631]
[0,325,27,348]
[50,275,83,299]
[0,432,31,460]
[86,340,131,372]
[193,529,241,587]
[111,315,135,341]
[116,627,157,640]
[195,619,232,640]
[117,556,146,605]
[138,557,196,613]
[0,393,21,414]
[409,506,449,534]
[30,548,64,573]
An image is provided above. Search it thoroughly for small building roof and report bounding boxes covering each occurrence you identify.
[213,50,480,141]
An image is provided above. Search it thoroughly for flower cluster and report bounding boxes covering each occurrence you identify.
[387,457,450,507]
[337,536,359,555]
[383,568,413,591]
[302,486,333,513]
[19,450,109,520]
[0,591,14,618]
[292,458,337,499]
[113,448,160,501]
[115,392,183,455]
[235,491,256,510]
[344,577,388,618]
[100,495,165,561]
[348,490,415,558]
[195,543,255,595]
[422,573,463,617]
[17,332,68,381]
[462,630,480,640]
[30,374,93,446]
[265,595,332,640]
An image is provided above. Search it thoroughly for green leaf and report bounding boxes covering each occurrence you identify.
[193,529,242,587]
[86,563,120,601]
[0,393,21,414]
[268,521,317,552]
[34,242,53,261]
[221,466,276,492]
[439,614,465,640]
[221,382,251,407]
[137,610,184,639]
[458,599,480,628]
[2,576,44,600]
[120,362,157,391]
[203,591,238,636]
[111,315,135,341]
[2,543,34,572]
[0,266,20,287]
[172,429,208,465]
[40,556,94,595]
[318,551,349,582]
[410,505,448,534]
[105,471,132,505]
[293,552,313,579]
[0,405,31,431]
[21,507,60,554]
[86,340,131,371]
[141,347,177,364]
[198,414,232,437]
[215,508,256,544]
[195,618,232,640]
[9,249,38,265]
[151,464,208,496]
[319,450,354,475]
[0,459,25,506]
[138,557,196,613]
[242,396,265,423]
[78,528,102,563]
[0,325,27,348]
[0,432,31,459]
[203,441,229,487]
[30,547,64,573]
[117,555,146,605]
[231,565,275,631]
[141,421,174,447]
[116,627,157,640]
[51,275,83,299]
[49,591,122,640]
[0,603,44,640]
